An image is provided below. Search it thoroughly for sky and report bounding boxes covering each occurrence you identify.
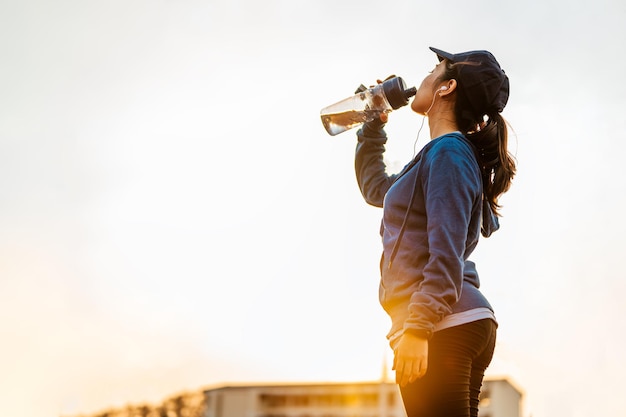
[1,1,625,416]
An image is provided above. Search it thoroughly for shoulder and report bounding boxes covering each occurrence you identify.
[431,133,474,153]
[420,133,481,187]
[423,133,477,165]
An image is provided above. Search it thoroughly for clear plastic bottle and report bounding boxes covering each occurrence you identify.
[320,76,416,136]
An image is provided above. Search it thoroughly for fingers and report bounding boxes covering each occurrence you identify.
[395,360,413,386]
[394,358,405,385]
[373,75,396,86]
[413,357,427,381]
[394,356,428,386]
[394,358,425,387]
[376,75,397,84]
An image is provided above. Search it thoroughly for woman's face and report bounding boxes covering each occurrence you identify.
[410,60,448,115]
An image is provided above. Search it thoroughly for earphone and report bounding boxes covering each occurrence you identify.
[439,86,448,91]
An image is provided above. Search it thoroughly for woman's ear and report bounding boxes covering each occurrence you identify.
[439,79,457,96]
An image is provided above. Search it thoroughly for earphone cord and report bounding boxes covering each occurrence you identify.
[412,89,440,158]
[412,116,427,158]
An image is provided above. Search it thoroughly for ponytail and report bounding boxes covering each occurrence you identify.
[466,113,516,216]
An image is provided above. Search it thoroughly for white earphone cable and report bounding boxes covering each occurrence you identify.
[412,89,442,157]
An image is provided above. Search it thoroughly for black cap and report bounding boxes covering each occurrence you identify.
[429,47,509,116]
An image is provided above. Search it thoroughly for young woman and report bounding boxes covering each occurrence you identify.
[354,47,516,417]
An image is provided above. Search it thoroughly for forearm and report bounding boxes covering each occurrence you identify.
[355,121,393,207]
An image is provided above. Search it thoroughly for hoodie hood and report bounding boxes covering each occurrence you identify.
[481,199,500,237]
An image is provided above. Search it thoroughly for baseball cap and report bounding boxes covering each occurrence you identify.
[429,47,509,117]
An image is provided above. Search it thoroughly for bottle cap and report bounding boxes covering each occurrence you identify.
[382,77,417,109]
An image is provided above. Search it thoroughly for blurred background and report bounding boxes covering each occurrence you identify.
[1,1,625,416]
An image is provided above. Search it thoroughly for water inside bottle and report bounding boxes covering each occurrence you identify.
[321,109,383,136]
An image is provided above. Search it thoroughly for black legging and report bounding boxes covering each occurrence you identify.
[399,319,497,417]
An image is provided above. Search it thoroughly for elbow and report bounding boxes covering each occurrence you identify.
[361,190,384,208]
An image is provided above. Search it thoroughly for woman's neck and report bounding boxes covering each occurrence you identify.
[428,117,459,139]
[427,107,459,139]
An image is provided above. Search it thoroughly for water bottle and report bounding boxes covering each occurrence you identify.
[320,76,417,136]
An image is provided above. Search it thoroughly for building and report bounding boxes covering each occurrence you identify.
[203,378,522,417]
[476,379,524,417]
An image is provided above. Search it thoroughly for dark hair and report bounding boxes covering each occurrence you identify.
[440,60,516,216]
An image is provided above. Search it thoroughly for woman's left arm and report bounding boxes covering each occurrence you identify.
[405,138,481,337]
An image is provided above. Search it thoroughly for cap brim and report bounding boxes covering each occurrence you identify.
[429,47,455,62]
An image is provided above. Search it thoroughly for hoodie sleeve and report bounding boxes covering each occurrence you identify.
[354,120,396,207]
[403,138,482,338]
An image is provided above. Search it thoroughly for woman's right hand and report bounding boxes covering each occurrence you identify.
[374,76,395,123]
[393,332,429,386]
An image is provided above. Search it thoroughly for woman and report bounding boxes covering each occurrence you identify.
[355,47,516,417]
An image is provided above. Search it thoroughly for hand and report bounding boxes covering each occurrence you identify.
[375,76,395,123]
[354,81,388,123]
[392,332,429,386]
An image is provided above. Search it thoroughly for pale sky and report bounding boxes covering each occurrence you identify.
[1,1,625,417]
